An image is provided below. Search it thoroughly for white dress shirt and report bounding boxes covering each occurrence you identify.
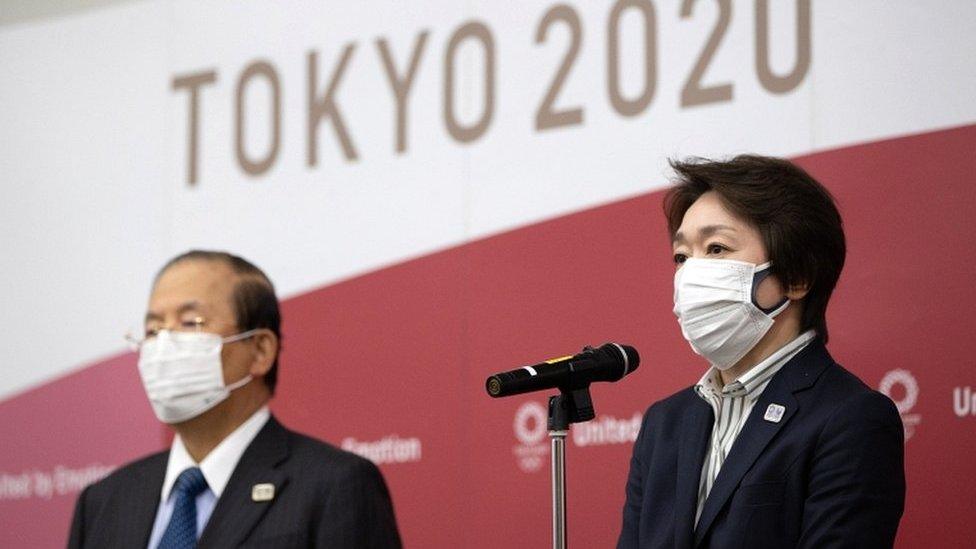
[147,406,271,549]
[693,330,815,525]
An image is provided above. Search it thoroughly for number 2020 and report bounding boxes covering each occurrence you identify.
[534,0,812,130]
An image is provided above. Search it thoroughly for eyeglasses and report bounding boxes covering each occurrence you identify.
[124,316,211,350]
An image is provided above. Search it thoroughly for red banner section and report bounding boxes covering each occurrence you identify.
[0,354,160,548]
[2,123,974,547]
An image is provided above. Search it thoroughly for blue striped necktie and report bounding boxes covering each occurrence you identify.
[157,467,208,549]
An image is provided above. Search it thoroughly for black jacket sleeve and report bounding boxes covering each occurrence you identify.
[798,391,906,548]
[618,405,654,549]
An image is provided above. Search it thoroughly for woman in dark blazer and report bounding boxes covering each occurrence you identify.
[618,155,904,549]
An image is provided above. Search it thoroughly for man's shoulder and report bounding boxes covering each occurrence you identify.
[81,449,167,501]
[276,422,382,481]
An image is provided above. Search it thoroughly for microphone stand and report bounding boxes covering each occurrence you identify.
[547,385,595,549]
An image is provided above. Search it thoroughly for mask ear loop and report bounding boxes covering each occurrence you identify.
[222,328,263,344]
[221,329,262,391]
[225,374,253,391]
[752,264,790,317]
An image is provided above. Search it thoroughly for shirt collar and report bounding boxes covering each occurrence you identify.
[694,368,724,401]
[695,330,816,402]
[160,406,271,502]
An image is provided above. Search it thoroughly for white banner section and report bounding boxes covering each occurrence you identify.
[1,0,975,398]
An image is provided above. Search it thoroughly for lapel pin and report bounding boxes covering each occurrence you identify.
[763,404,786,423]
[251,483,275,502]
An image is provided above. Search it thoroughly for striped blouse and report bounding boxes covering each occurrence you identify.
[693,330,816,525]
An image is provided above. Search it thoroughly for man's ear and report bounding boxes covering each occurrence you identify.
[248,329,279,377]
[786,281,810,301]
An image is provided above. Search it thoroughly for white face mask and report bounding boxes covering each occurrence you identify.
[672,258,789,370]
[137,329,259,424]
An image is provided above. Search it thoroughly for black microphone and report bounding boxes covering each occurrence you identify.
[485,343,640,398]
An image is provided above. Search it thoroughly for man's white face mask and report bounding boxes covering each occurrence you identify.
[672,258,789,370]
[137,329,259,424]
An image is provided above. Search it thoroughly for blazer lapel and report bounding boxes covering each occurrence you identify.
[116,452,167,548]
[197,416,291,549]
[675,397,714,549]
[693,341,831,547]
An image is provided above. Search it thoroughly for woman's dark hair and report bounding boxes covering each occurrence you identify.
[664,155,846,342]
[156,250,283,393]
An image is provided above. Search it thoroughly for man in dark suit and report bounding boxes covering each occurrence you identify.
[618,156,904,548]
[69,251,401,548]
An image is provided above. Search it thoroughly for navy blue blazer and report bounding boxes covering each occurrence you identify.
[618,340,905,548]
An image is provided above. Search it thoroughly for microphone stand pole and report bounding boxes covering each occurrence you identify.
[547,386,595,549]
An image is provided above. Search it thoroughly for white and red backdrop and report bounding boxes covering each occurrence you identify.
[1,1,974,546]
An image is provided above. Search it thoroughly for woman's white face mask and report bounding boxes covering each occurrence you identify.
[137,329,259,423]
[672,258,789,370]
